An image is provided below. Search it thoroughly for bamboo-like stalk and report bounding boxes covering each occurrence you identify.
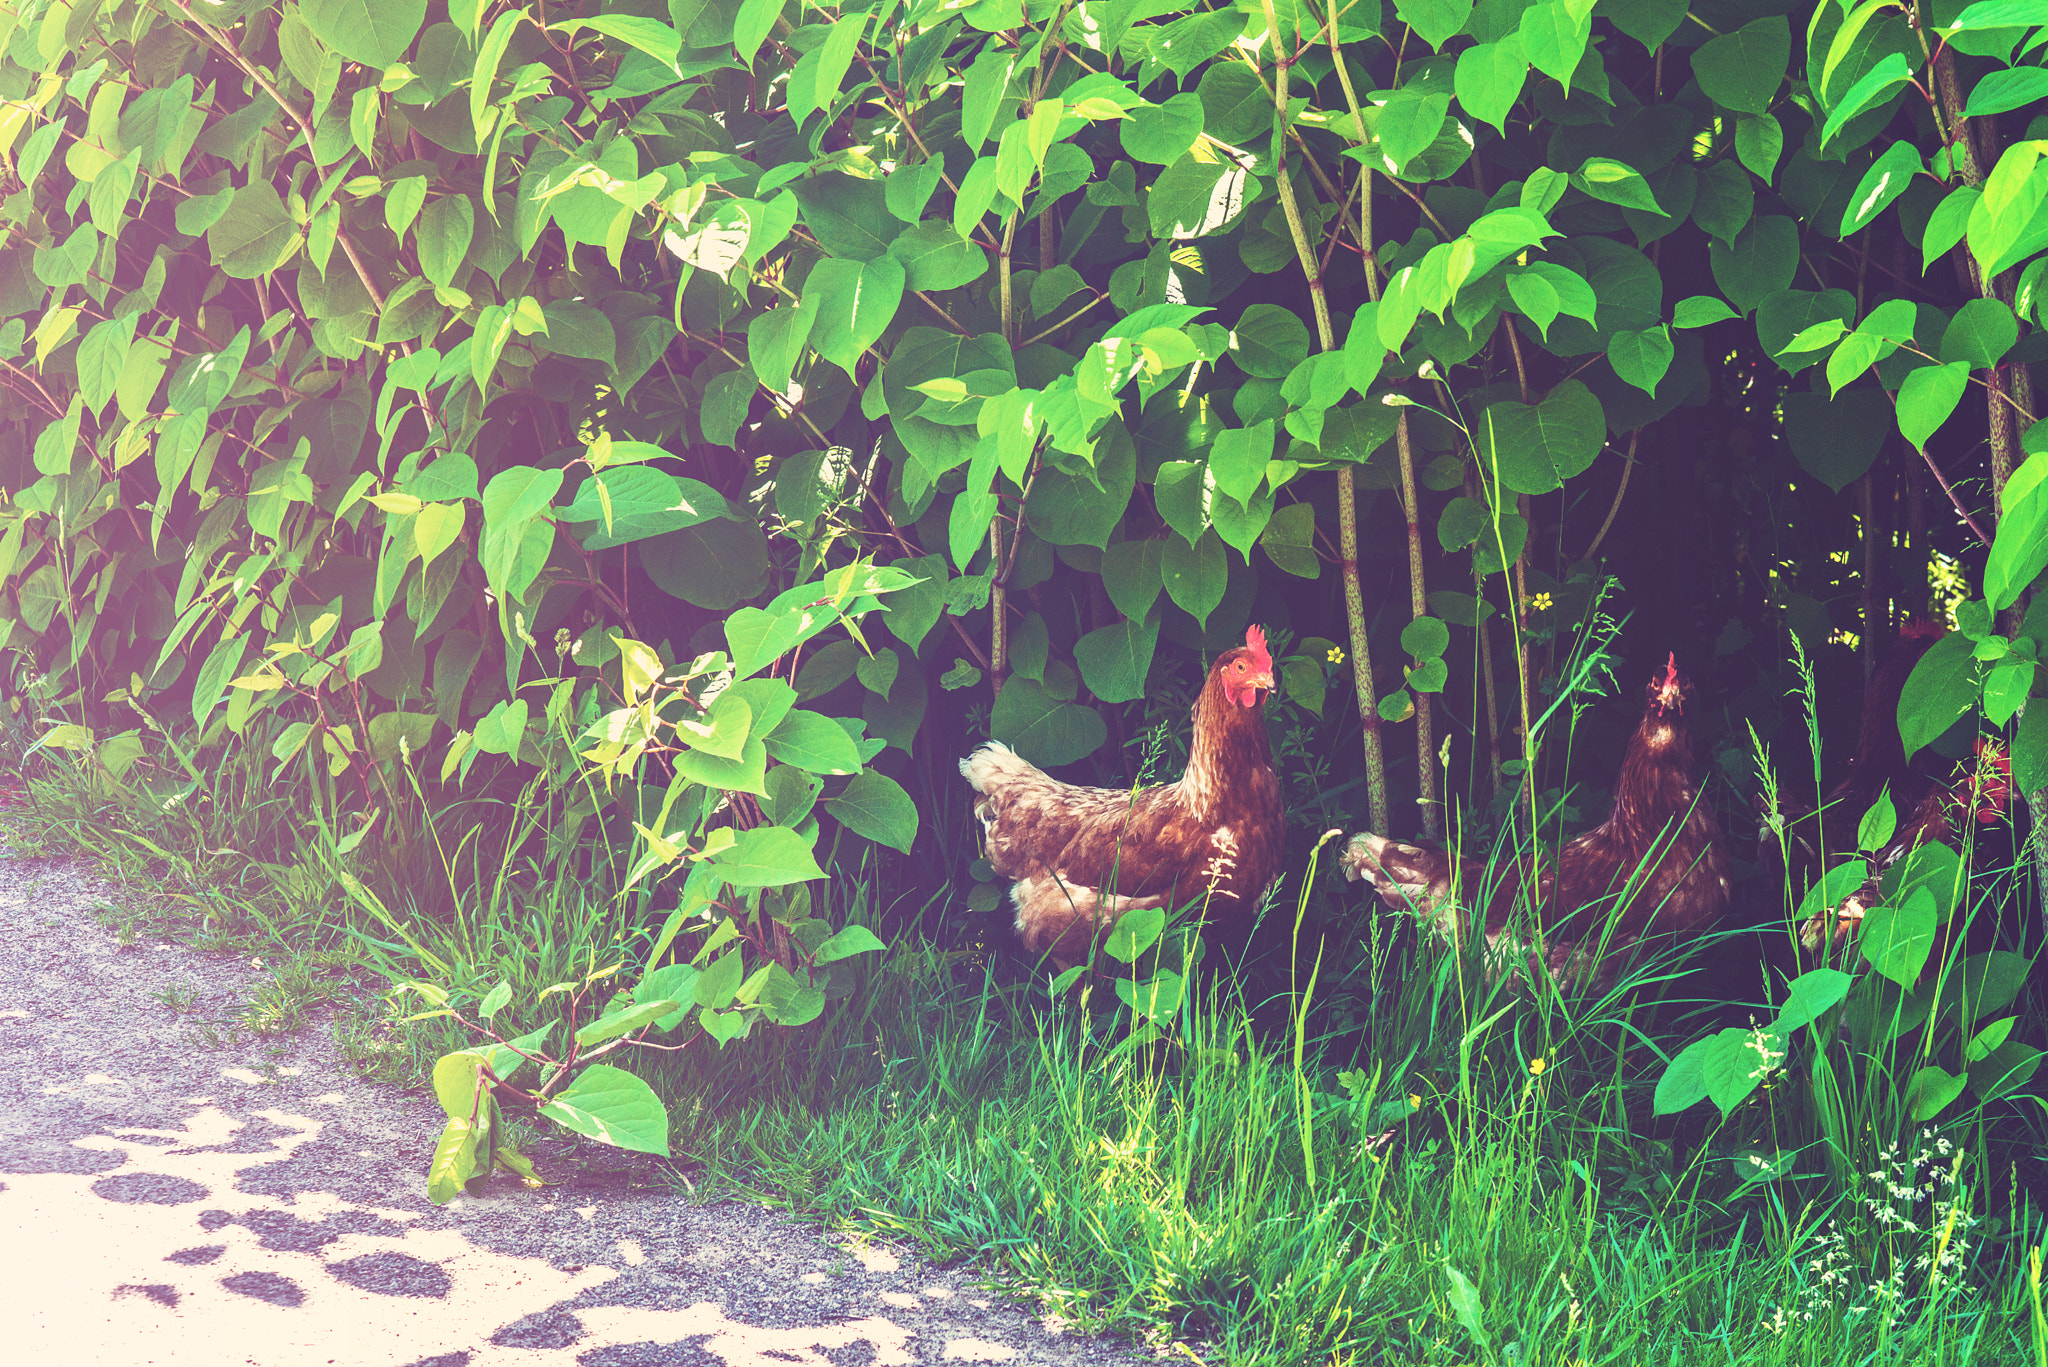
[1299,0,1389,831]
[1393,411,1438,836]
[1928,36,2045,905]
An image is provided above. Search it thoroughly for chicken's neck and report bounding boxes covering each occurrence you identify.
[1175,686,1274,819]
[1609,707,1701,839]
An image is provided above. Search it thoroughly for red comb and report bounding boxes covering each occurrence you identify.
[1245,624,1271,669]
[1657,652,1679,688]
[1901,618,1948,641]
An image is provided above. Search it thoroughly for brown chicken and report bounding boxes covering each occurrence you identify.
[1759,623,2013,951]
[1762,620,1947,896]
[961,625,1286,967]
[1343,654,1730,989]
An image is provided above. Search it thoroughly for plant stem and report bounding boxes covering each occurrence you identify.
[1252,0,1387,831]
[1393,410,1438,837]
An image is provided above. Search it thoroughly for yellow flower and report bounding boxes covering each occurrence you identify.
[1408,1093,1422,1110]
[1529,592,1554,613]
[1326,646,1345,664]
[1529,1056,1547,1077]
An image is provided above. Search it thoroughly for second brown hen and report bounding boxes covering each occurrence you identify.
[1343,654,1731,989]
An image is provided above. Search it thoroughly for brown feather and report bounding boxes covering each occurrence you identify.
[1345,654,1730,988]
[961,631,1286,967]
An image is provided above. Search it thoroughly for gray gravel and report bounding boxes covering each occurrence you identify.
[0,850,1162,1366]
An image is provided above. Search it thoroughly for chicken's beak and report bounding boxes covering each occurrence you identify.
[1245,669,1275,707]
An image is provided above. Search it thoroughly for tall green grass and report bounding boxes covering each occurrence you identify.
[6,634,2045,1364]
[670,944,2032,1365]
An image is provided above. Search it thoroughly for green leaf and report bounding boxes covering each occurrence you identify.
[302,0,426,69]
[426,1117,485,1203]
[1862,887,1938,988]
[1232,305,1310,379]
[1474,380,1604,495]
[1574,157,1662,215]
[678,691,753,762]
[1709,215,1798,314]
[538,1064,670,1156]
[748,294,821,395]
[1074,614,1160,703]
[825,769,920,854]
[472,698,529,755]
[1858,792,1898,853]
[815,923,887,964]
[1896,361,1971,453]
[1690,15,1789,114]
[208,181,298,279]
[710,825,828,888]
[1937,951,2031,1031]
[989,677,1107,766]
[1396,0,1476,49]
[1519,0,1593,88]
[478,982,512,1021]
[1151,9,1246,79]
[1820,52,1914,148]
[1969,1040,2042,1104]
[553,14,683,73]
[2017,705,2048,794]
[1121,91,1204,165]
[1455,37,1527,134]
[1941,298,2018,368]
[1897,631,1978,756]
[1964,67,2048,117]
[764,709,864,775]
[1103,906,1166,963]
[482,465,565,535]
[1209,420,1276,503]
[887,220,988,292]
[1986,657,2033,727]
[1771,968,1854,1034]
[1988,475,2048,611]
[1148,158,1252,239]
[192,634,246,729]
[1653,1036,1714,1116]
[1777,385,1885,491]
[1969,142,2048,278]
[1904,1064,1966,1123]
[1162,529,1229,627]
[1100,539,1166,617]
[1259,503,1318,578]
[1840,139,1923,237]
[810,255,906,377]
[733,0,783,67]
[1378,87,1451,173]
[1690,160,1755,244]
[1967,1015,2019,1065]
[76,314,136,415]
[1607,325,1673,395]
[1400,616,1450,661]
[786,10,868,126]
[575,999,681,1047]
[563,468,732,548]
[417,193,475,288]
[1673,295,1738,328]
[1735,112,1784,184]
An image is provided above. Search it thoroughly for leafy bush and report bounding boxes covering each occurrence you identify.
[4,0,2047,1178]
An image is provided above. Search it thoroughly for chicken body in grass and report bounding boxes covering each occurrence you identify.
[961,626,1286,968]
[1343,654,1730,989]
[1766,623,2013,952]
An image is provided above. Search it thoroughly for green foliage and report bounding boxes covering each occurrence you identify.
[4,0,2048,1214]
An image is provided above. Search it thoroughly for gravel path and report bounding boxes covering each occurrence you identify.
[0,851,1157,1366]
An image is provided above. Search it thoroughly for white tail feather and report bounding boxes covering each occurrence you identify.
[959,741,1044,793]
